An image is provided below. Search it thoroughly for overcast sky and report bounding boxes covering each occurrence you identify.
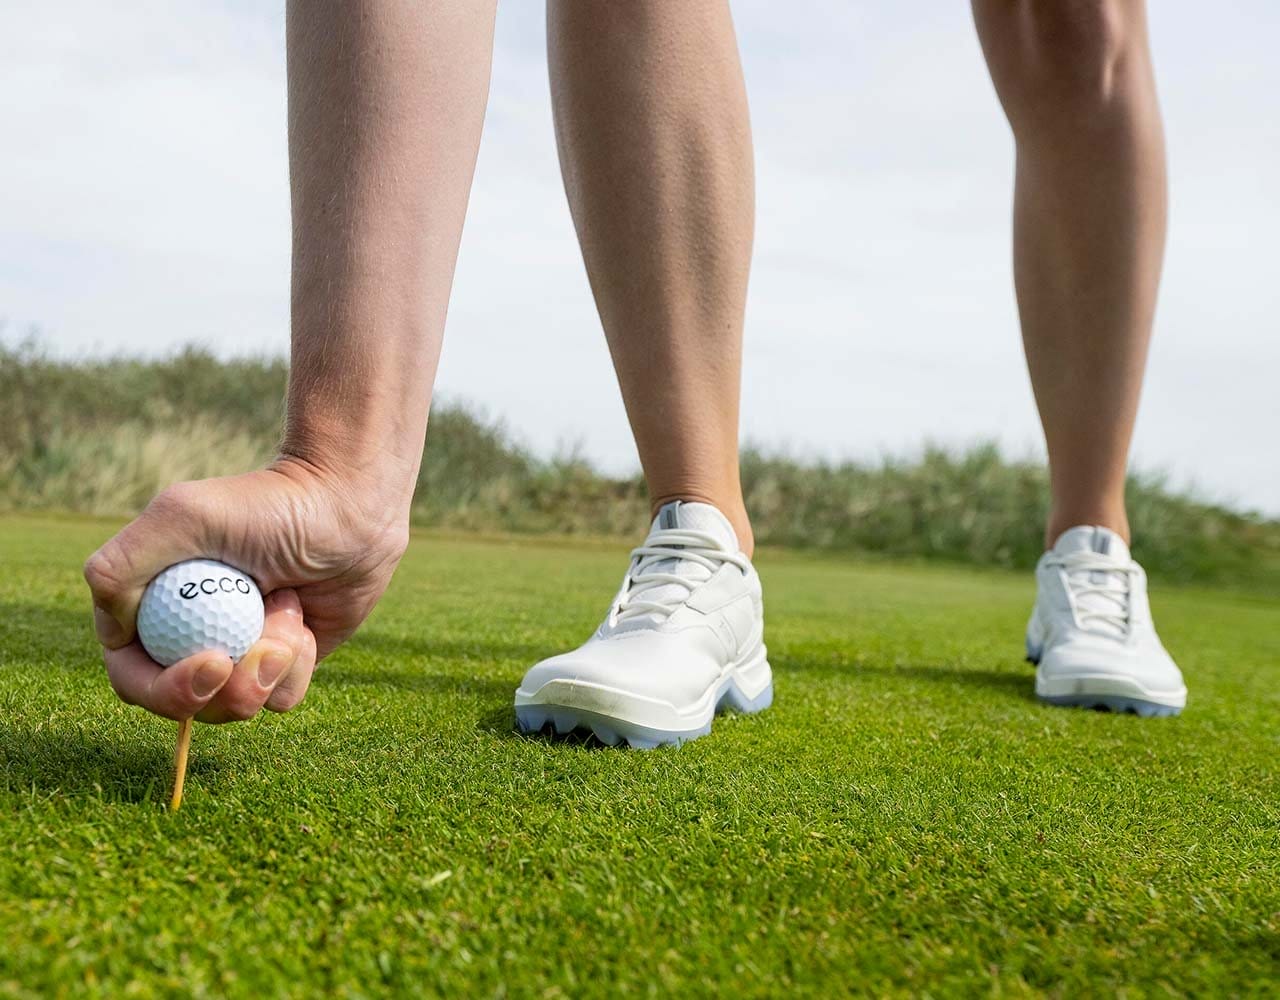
[2,2,1277,514]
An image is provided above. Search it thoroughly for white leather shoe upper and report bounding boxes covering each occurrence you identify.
[1028,525,1186,711]
[515,501,772,743]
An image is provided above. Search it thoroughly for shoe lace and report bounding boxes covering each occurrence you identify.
[1053,550,1137,635]
[614,528,749,624]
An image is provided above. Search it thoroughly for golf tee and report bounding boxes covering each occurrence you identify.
[170,717,193,811]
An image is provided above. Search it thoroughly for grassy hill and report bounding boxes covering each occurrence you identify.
[3,338,1277,591]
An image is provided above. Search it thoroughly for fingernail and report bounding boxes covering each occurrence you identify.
[269,593,301,617]
[93,606,128,648]
[193,658,233,698]
[257,648,292,689]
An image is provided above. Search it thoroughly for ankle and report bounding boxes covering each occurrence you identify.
[1045,505,1131,549]
[649,491,754,557]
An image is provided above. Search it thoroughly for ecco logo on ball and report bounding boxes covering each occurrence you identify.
[179,576,253,599]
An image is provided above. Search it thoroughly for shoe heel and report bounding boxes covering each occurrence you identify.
[721,678,773,715]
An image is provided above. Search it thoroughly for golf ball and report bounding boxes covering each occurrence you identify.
[137,559,265,667]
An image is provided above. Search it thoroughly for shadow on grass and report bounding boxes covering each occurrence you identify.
[327,630,534,740]
[773,655,1038,704]
[318,662,516,701]
[478,659,1037,751]
[474,704,627,751]
[327,630,553,699]
[472,702,640,751]
[0,600,98,668]
[0,603,1039,764]
[472,652,1041,748]
[345,629,552,669]
[0,723,222,804]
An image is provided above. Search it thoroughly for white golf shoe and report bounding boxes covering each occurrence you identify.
[515,501,773,748]
[1027,525,1187,716]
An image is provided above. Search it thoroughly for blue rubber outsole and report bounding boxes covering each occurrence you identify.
[515,679,774,750]
[1037,693,1182,717]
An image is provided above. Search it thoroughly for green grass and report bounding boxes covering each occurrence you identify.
[1,516,1277,997]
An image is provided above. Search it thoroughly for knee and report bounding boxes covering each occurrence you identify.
[987,1,1141,119]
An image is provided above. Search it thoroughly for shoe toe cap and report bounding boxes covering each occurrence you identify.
[1037,636,1186,697]
[518,651,597,692]
[517,635,722,705]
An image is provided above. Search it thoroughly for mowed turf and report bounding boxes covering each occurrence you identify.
[0,516,1276,998]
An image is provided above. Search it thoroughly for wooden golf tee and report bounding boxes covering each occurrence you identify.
[170,717,193,811]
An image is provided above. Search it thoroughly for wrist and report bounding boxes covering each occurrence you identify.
[275,425,419,524]
[281,360,431,511]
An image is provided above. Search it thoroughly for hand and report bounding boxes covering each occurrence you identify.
[83,457,410,723]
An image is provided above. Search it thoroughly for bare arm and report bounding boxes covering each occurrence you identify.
[83,0,498,722]
[283,0,498,499]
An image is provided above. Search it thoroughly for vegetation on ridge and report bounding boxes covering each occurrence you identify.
[3,338,1276,590]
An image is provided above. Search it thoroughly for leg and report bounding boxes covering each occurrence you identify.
[977,1,1185,716]
[514,4,769,746]
[973,0,1167,546]
[547,0,756,552]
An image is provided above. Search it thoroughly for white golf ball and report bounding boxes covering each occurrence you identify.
[137,559,265,667]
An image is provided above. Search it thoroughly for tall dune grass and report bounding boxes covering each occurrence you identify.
[2,338,1275,590]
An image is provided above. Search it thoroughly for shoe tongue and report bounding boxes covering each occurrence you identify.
[1051,525,1130,564]
[1052,526,1130,637]
[620,502,739,627]
[650,501,739,552]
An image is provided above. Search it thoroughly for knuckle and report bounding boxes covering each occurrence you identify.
[382,523,411,564]
[351,518,410,575]
[262,606,305,648]
[267,689,305,714]
[147,481,203,520]
[83,546,125,597]
[106,671,138,707]
[220,695,263,723]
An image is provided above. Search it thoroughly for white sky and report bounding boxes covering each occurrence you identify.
[2,1,1277,514]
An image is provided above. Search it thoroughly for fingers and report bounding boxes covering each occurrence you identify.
[195,590,310,724]
[266,625,317,714]
[85,474,340,723]
[105,645,235,721]
[106,589,318,724]
[83,482,218,647]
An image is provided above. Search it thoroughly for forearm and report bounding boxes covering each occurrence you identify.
[281,0,498,507]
